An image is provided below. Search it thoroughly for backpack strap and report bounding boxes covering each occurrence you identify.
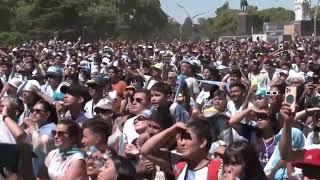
[174,162,187,178]
[174,160,221,180]
[207,160,221,180]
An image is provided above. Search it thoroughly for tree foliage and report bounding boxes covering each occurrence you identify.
[0,0,169,42]
[197,4,295,40]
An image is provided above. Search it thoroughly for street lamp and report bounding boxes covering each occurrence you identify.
[177,4,208,40]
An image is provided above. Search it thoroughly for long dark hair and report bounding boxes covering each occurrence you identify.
[110,155,136,180]
[58,120,81,147]
[35,99,58,124]
[223,141,267,180]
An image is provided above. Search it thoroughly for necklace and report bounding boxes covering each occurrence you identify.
[261,135,275,163]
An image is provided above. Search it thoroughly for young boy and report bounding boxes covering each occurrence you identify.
[150,82,190,123]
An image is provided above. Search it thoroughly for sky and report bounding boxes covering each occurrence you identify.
[160,0,319,24]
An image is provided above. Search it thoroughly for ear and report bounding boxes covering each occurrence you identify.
[78,97,84,104]
[166,94,172,102]
[200,138,208,150]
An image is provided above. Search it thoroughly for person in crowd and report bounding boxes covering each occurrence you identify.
[97,154,136,180]
[107,66,127,98]
[0,96,25,143]
[18,80,42,124]
[85,75,107,118]
[22,99,57,175]
[223,141,268,180]
[227,82,248,116]
[41,66,64,101]
[0,78,22,99]
[150,82,189,123]
[82,119,112,180]
[121,89,151,146]
[140,120,222,180]
[38,120,86,179]
[58,83,91,125]
[179,59,200,99]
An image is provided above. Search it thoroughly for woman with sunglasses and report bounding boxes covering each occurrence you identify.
[81,119,112,180]
[22,99,58,175]
[38,120,86,180]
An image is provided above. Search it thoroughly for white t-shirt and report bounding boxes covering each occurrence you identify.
[45,148,85,179]
[0,116,16,144]
[185,77,200,97]
[122,116,139,144]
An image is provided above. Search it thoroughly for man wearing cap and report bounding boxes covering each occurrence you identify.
[17,80,42,125]
[0,78,22,99]
[59,84,91,125]
[84,75,107,118]
[41,66,64,101]
[179,59,200,99]
[144,63,162,90]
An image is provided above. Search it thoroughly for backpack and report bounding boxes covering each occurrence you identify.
[174,160,221,180]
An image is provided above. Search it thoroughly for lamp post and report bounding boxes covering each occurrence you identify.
[177,4,208,40]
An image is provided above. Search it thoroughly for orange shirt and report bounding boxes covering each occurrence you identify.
[111,80,127,98]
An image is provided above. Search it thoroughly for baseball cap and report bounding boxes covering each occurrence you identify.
[19,80,40,92]
[292,149,320,168]
[60,84,91,102]
[8,78,22,88]
[86,75,107,87]
[46,66,63,77]
[94,98,114,112]
[150,63,163,71]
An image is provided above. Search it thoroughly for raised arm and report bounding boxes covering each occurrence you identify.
[3,106,26,143]
[140,123,185,172]
[279,103,304,161]
[228,107,252,125]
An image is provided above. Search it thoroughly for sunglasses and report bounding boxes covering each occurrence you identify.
[51,130,68,137]
[133,98,143,104]
[214,152,224,159]
[136,116,149,121]
[255,113,269,121]
[253,95,264,101]
[266,91,279,96]
[31,108,46,114]
[95,108,112,114]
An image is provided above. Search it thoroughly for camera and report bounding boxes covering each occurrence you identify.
[285,86,297,112]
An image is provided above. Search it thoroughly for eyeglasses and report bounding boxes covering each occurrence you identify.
[214,152,224,159]
[136,116,149,121]
[253,95,264,101]
[51,130,69,137]
[31,108,46,114]
[133,97,143,104]
[255,113,269,121]
[95,108,112,115]
[266,91,279,96]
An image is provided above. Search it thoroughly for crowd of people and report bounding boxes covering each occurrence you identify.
[0,36,319,180]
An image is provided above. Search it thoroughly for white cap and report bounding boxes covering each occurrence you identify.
[95,98,114,111]
[18,80,40,93]
[8,78,22,88]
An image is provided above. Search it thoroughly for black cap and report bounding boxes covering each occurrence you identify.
[60,84,91,102]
